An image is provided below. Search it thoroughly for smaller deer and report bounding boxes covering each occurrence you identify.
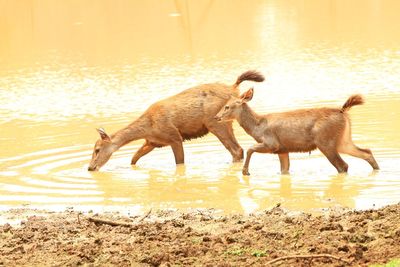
[214,88,380,175]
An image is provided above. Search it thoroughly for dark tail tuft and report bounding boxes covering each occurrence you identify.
[341,94,364,112]
[235,70,265,86]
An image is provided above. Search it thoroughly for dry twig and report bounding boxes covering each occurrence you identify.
[88,217,133,227]
[266,254,350,265]
[87,209,152,227]
[137,208,152,222]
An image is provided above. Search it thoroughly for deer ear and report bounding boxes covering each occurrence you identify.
[96,128,111,142]
[240,88,254,103]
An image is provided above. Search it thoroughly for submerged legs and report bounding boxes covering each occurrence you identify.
[131,141,156,165]
[278,153,290,174]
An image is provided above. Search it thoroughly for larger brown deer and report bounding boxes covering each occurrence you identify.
[214,88,380,175]
[88,71,265,171]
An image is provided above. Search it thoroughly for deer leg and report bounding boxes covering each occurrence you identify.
[171,141,184,164]
[154,126,184,165]
[338,143,379,170]
[278,153,290,174]
[243,143,274,176]
[207,121,243,162]
[131,141,155,165]
[357,147,379,170]
[338,121,379,170]
[318,145,348,173]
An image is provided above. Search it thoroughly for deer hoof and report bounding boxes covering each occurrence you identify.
[242,169,250,176]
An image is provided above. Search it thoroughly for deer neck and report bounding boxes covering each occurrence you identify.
[237,104,262,138]
[111,117,148,149]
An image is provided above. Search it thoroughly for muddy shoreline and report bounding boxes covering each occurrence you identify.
[1,204,399,266]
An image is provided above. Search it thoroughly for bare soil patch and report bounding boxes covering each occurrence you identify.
[1,204,399,266]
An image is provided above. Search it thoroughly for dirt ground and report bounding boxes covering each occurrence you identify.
[0,203,399,267]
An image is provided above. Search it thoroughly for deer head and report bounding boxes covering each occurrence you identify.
[88,128,117,171]
[214,88,254,122]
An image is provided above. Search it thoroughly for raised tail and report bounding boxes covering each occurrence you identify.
[341,94,364,112]
[234,70,265,87]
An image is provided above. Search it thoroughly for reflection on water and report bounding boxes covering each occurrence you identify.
[1,0,400,214]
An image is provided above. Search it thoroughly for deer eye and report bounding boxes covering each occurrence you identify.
[224,105,230,110]
[95,148,100,154]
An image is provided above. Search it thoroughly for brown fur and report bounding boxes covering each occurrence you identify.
[88,71,265,171]
[215,91,379,175]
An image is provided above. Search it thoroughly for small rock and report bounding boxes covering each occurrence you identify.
[225,236,236,243]
[200,216,211,222]
[220,217,228,222]
[230,228,239,234]
[394,228,400,237]
[308,246,316,252]
[202,236,211,242]
[319,223,343,232]
[172,220,184,228]
[243,239,252,246]
[264,231,284,240]
[338,245,349,252]
[212,237,223,244]
[347,226,356,233]
[352,246,364,260]
[253,224,262,230]
[284,217,294,224]
[243,223,252,229]
[2,223,11,233]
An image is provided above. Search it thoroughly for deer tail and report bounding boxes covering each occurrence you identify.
[234,70,265,87]
[341,94,364,112]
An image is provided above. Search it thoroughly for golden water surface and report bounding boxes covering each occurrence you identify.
[1,0,400,214]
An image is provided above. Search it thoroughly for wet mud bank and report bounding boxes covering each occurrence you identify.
[1,204,399,266]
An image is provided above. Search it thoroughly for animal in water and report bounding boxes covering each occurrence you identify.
[214,88,380,175]
[88,70,265,171]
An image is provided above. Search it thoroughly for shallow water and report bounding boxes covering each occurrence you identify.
[1,0,400,214]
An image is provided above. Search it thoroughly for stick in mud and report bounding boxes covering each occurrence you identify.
[87,209,152,227]
[88,217,133,227]
[137,208,152,222]
[266,254,351,265]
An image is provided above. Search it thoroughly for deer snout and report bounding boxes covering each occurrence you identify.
[88,165,98,171]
